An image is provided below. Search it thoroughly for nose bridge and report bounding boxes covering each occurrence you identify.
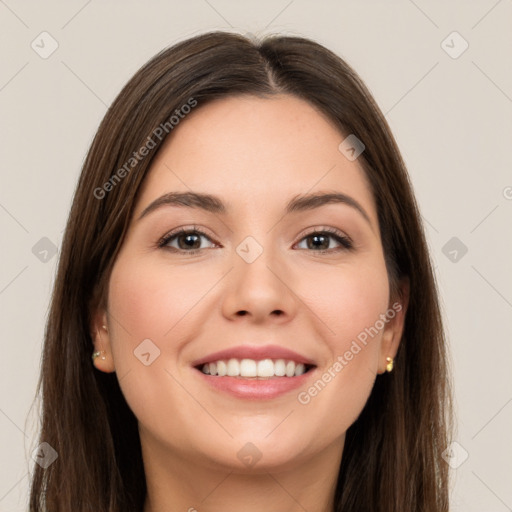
[222,233,297,321]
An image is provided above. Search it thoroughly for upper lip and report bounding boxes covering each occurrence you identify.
[191,344,316,368]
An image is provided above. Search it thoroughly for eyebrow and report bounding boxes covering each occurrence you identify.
[138,190,372,226]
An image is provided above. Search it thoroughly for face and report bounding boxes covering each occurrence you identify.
[92,94,406,473]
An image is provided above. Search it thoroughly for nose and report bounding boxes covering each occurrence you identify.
[221,245,298,325]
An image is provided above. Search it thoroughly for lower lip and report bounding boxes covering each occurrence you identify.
[194,367,316,400]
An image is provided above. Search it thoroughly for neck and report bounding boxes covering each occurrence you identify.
[141,433,344,512]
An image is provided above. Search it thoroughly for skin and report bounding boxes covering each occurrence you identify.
[91,94,408,512]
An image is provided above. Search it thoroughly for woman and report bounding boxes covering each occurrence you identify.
[29,30,452,511]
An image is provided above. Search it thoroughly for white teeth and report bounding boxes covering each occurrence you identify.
[217,360,227,376]
[274,359,286,376]
[227,359,239,376]
[240,359,257,377]
[294,363,305,376]
[199,358,311,377]
[257,359,274,377]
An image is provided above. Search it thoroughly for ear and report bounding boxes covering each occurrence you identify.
[90,307,116,373]
[377,277,410,374]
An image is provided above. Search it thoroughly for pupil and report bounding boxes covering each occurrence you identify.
[180,233,200,249]
[310,234,328,250]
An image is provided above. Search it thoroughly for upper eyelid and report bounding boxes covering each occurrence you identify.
[295,225,350,241]
[158,227,218,247]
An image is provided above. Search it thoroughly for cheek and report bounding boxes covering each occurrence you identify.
[105,254,228,416]
[108,255,218,347]
[305,257,390,351]
[105,256,217,432]
[293,258,390,430]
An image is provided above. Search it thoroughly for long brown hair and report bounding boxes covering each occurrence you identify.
[29,30,452,511]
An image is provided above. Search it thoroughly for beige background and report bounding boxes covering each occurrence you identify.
[1,1,511,510]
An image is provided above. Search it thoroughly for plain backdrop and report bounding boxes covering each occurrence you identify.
[1,1,511,510]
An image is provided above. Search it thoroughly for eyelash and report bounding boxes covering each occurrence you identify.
[157,226,353,256]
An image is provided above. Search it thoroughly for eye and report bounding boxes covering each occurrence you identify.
[295,228,353,253]
[158,226,353,255]
[158,228,217,254]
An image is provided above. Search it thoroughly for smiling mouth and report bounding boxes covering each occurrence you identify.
[195,358,316,378]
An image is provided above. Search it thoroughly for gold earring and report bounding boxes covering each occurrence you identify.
[92,350,106,361]
[102,324,108,331]
[93,326,107,362]
[385,357,394,372]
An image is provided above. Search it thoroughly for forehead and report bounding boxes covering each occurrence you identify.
[136,94,376,224]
